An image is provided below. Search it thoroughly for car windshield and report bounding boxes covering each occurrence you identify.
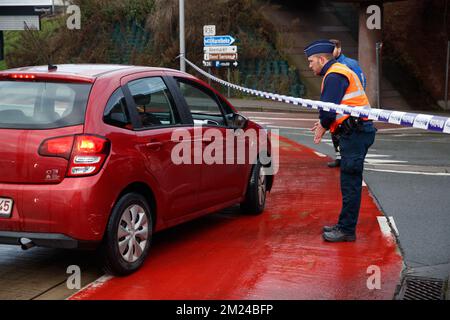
[0,80,92,129]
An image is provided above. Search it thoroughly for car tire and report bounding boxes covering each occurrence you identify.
[101,192,153,276]
[240,161,267,215]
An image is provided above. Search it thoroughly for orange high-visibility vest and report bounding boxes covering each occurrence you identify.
[321,62,371,133]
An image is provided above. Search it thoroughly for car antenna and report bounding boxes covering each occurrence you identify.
[23,21,57,72]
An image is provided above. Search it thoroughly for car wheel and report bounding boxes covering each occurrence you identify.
[240,161,267,215]
[101,193,153,276]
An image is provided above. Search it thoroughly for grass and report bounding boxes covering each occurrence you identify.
[3,17,64,68]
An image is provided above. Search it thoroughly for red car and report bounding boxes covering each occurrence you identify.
[0,64,273,275]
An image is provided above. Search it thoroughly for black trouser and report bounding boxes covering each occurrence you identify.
[336,121,376,235]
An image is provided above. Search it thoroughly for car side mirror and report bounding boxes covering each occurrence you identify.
[229,113,248,130]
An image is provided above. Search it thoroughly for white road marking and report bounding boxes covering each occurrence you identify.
[267,125,311,130]
[365,168,450,176]
[389,217,399,237]
[314,151,327,158]
[242,111,293,115]
[376,127,417,132]
[66,275,113,300]
[377,216,399,238]
[365,154,391,158]
[365,159,408,164]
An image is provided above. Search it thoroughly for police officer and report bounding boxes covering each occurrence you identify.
[304,39,376,242]
[327,39,367,168]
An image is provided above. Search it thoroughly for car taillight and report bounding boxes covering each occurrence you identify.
[39,135,74,160]
[39,134,110,177]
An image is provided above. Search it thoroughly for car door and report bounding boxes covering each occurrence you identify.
[171,77,246,210]
[122,75,201,220]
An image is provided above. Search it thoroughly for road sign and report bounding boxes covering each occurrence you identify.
[208,61,239,68]
[203,25,216,36]
[204,53,238,61]
[204,35,235,47]
[203,45,237,54]
[202,60,239,68]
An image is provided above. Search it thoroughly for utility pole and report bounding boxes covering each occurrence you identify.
[179,0,185,72]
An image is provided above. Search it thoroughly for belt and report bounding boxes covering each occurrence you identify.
[341,117,371,132]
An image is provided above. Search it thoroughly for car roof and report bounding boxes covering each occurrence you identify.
[0,64,189,82]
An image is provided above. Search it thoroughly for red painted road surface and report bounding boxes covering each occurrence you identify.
[71,135,403,300]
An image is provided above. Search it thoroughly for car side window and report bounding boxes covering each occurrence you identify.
[175,78,227,127]
[127,77,180,129]
[103,88,132,129]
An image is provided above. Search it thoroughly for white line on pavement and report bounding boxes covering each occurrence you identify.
[314,151,327,158]
[241,111,293,115]
[365,154,391,158]
[389,217,399,237]
[376,127,417,132]
[66,275,113,300]
[365,168,450,176]
[377,216,399,238]
[267,125,311,130]
[365,159,408,164]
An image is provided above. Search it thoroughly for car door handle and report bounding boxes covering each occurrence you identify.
[145,141,163,151]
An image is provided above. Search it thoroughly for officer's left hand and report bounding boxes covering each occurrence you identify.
[311,121,326,144]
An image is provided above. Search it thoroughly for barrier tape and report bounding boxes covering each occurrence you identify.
[183,57,450,134]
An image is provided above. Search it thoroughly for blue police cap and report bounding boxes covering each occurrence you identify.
[304,40,335,57]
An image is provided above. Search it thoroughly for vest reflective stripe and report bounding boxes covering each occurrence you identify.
[321,62,371,133]
[343,90,366,100]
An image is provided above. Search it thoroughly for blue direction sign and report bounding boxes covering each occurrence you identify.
[204,35,235,47]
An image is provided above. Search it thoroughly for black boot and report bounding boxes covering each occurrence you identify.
[323,228,356,242]
[327,159,341,168]
[322,224,338,232]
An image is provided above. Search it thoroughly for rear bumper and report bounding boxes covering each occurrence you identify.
[0,231,99,249]
[0,172,114,242]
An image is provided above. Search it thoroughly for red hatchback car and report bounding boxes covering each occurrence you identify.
[0,64,273,275]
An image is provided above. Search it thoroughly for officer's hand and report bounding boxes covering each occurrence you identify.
[312,121,326,144]
[311,121,319,132]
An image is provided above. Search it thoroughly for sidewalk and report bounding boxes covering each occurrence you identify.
[70,136,402,300]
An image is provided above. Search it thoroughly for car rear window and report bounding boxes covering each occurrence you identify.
[0,81,92,129]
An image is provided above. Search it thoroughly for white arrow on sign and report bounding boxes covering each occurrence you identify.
[204,35,235,47]
[203,45,237,54]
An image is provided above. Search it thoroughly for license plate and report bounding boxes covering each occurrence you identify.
[0,198,13,217]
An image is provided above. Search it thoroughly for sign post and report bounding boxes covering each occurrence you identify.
[202,26,239,97]
[0,31,3,61]
[179,0,185,72]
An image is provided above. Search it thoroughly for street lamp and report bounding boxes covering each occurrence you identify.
[179,0,185,72]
